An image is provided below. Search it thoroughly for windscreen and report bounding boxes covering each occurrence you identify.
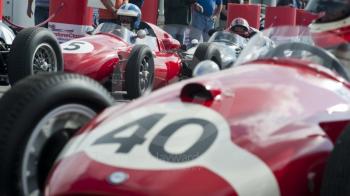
[235,26,350,79]
[93,23,134,44]
[208,31,248,48]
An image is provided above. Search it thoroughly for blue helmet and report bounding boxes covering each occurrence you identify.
[117,3,142,30]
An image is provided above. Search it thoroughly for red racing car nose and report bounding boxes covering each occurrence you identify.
[46,152,144,196]
[46,152,238,196]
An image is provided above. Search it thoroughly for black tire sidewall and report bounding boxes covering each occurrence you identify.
[8,27,63,85]
[191,43,223,71]
[321,124,350,196]
[0,73,113,196]
[125,45,154,99]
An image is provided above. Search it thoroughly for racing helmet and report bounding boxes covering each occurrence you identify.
[117,3,142,30]
[306,0,350,33]
[229,17,250,37]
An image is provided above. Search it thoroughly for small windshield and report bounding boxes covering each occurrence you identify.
[208,31,247,48]
[235,26,350,80]
[93,23,135,44]
[92,23,159,50]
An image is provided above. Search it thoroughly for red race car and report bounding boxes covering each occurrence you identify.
[1,25,350,195]
[8,22,184,99]
[61,22,183,99]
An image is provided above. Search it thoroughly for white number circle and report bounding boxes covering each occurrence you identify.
[61,102,280,196]
[61,41,94,54]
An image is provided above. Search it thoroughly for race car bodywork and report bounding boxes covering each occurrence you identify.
[60,22,182,98]
[0,23,63,86]
[184,30,248,71]
[2,26,350,196]
[43,26,350,195]
[46,60,350,196]
[0,22,15,83]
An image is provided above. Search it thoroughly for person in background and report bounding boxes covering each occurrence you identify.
[93,8,99,26]
[27,0,51,27]
[164,0,196,46]
[299,0,308,8]
[218,0,243,29]
[191,0,223,41]
[99,0,128,24]
[276,0,301,8]
[130,0,144,9]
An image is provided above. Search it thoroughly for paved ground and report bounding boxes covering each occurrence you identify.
[0,85,128,105]
[0,86,9,97]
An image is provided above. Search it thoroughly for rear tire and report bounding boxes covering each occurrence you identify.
[0,73,113,196]
[8,27,63,85]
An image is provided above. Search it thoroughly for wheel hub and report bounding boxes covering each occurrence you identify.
[21,104,96,195]
[32,43,57,74]
[139,58,150,93]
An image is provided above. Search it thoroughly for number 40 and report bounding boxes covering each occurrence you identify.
[93,113,218,163]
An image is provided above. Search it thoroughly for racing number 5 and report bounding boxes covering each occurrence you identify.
[63,41,85,51]
[93,113,218,163]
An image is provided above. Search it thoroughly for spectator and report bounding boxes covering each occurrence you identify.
[218,0,243,29]
[276,0,300,8]
[299,0,308,8]
[164,0,195,46]
[191,0,223,41]
[99,0,128,24]
[130,0,144,9]
[27,0,50,28]
[93,8,99,26]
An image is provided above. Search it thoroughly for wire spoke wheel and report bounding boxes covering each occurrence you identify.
[139,57,150,93]
[32,43,58,74]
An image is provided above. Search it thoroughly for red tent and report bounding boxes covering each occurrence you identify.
[227,3,261,29]
[265,6,296,28]
[141,0,158,24]
[296,9,319,26]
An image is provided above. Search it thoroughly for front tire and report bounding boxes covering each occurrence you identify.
[124,45,154,99]
[8,27,63,85]
[190,43,223,72]
[321,124,350,196]
[0,73,113,196]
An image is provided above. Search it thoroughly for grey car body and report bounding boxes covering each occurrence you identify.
[182,31,248,70]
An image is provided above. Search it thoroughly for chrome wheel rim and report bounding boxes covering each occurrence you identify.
[32,43,58,74]
[139,57,150,93]
[21,104,96,196]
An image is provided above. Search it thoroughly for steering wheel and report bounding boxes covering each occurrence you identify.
[264,42,349,80]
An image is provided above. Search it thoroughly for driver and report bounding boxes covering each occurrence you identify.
[227,17,259,39]
[116,3,142,31]
[306,0,350,75]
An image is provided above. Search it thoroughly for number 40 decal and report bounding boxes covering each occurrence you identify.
[93,113,218,163]
[64,103,281,196]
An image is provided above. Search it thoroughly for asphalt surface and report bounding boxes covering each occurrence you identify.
[0,85,129,105]
[0,85,9,97]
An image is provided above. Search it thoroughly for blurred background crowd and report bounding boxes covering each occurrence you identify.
[26,0,310,44]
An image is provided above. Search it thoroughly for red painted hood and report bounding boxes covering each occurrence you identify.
[47,60,350,196]
[61,34,130,81]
